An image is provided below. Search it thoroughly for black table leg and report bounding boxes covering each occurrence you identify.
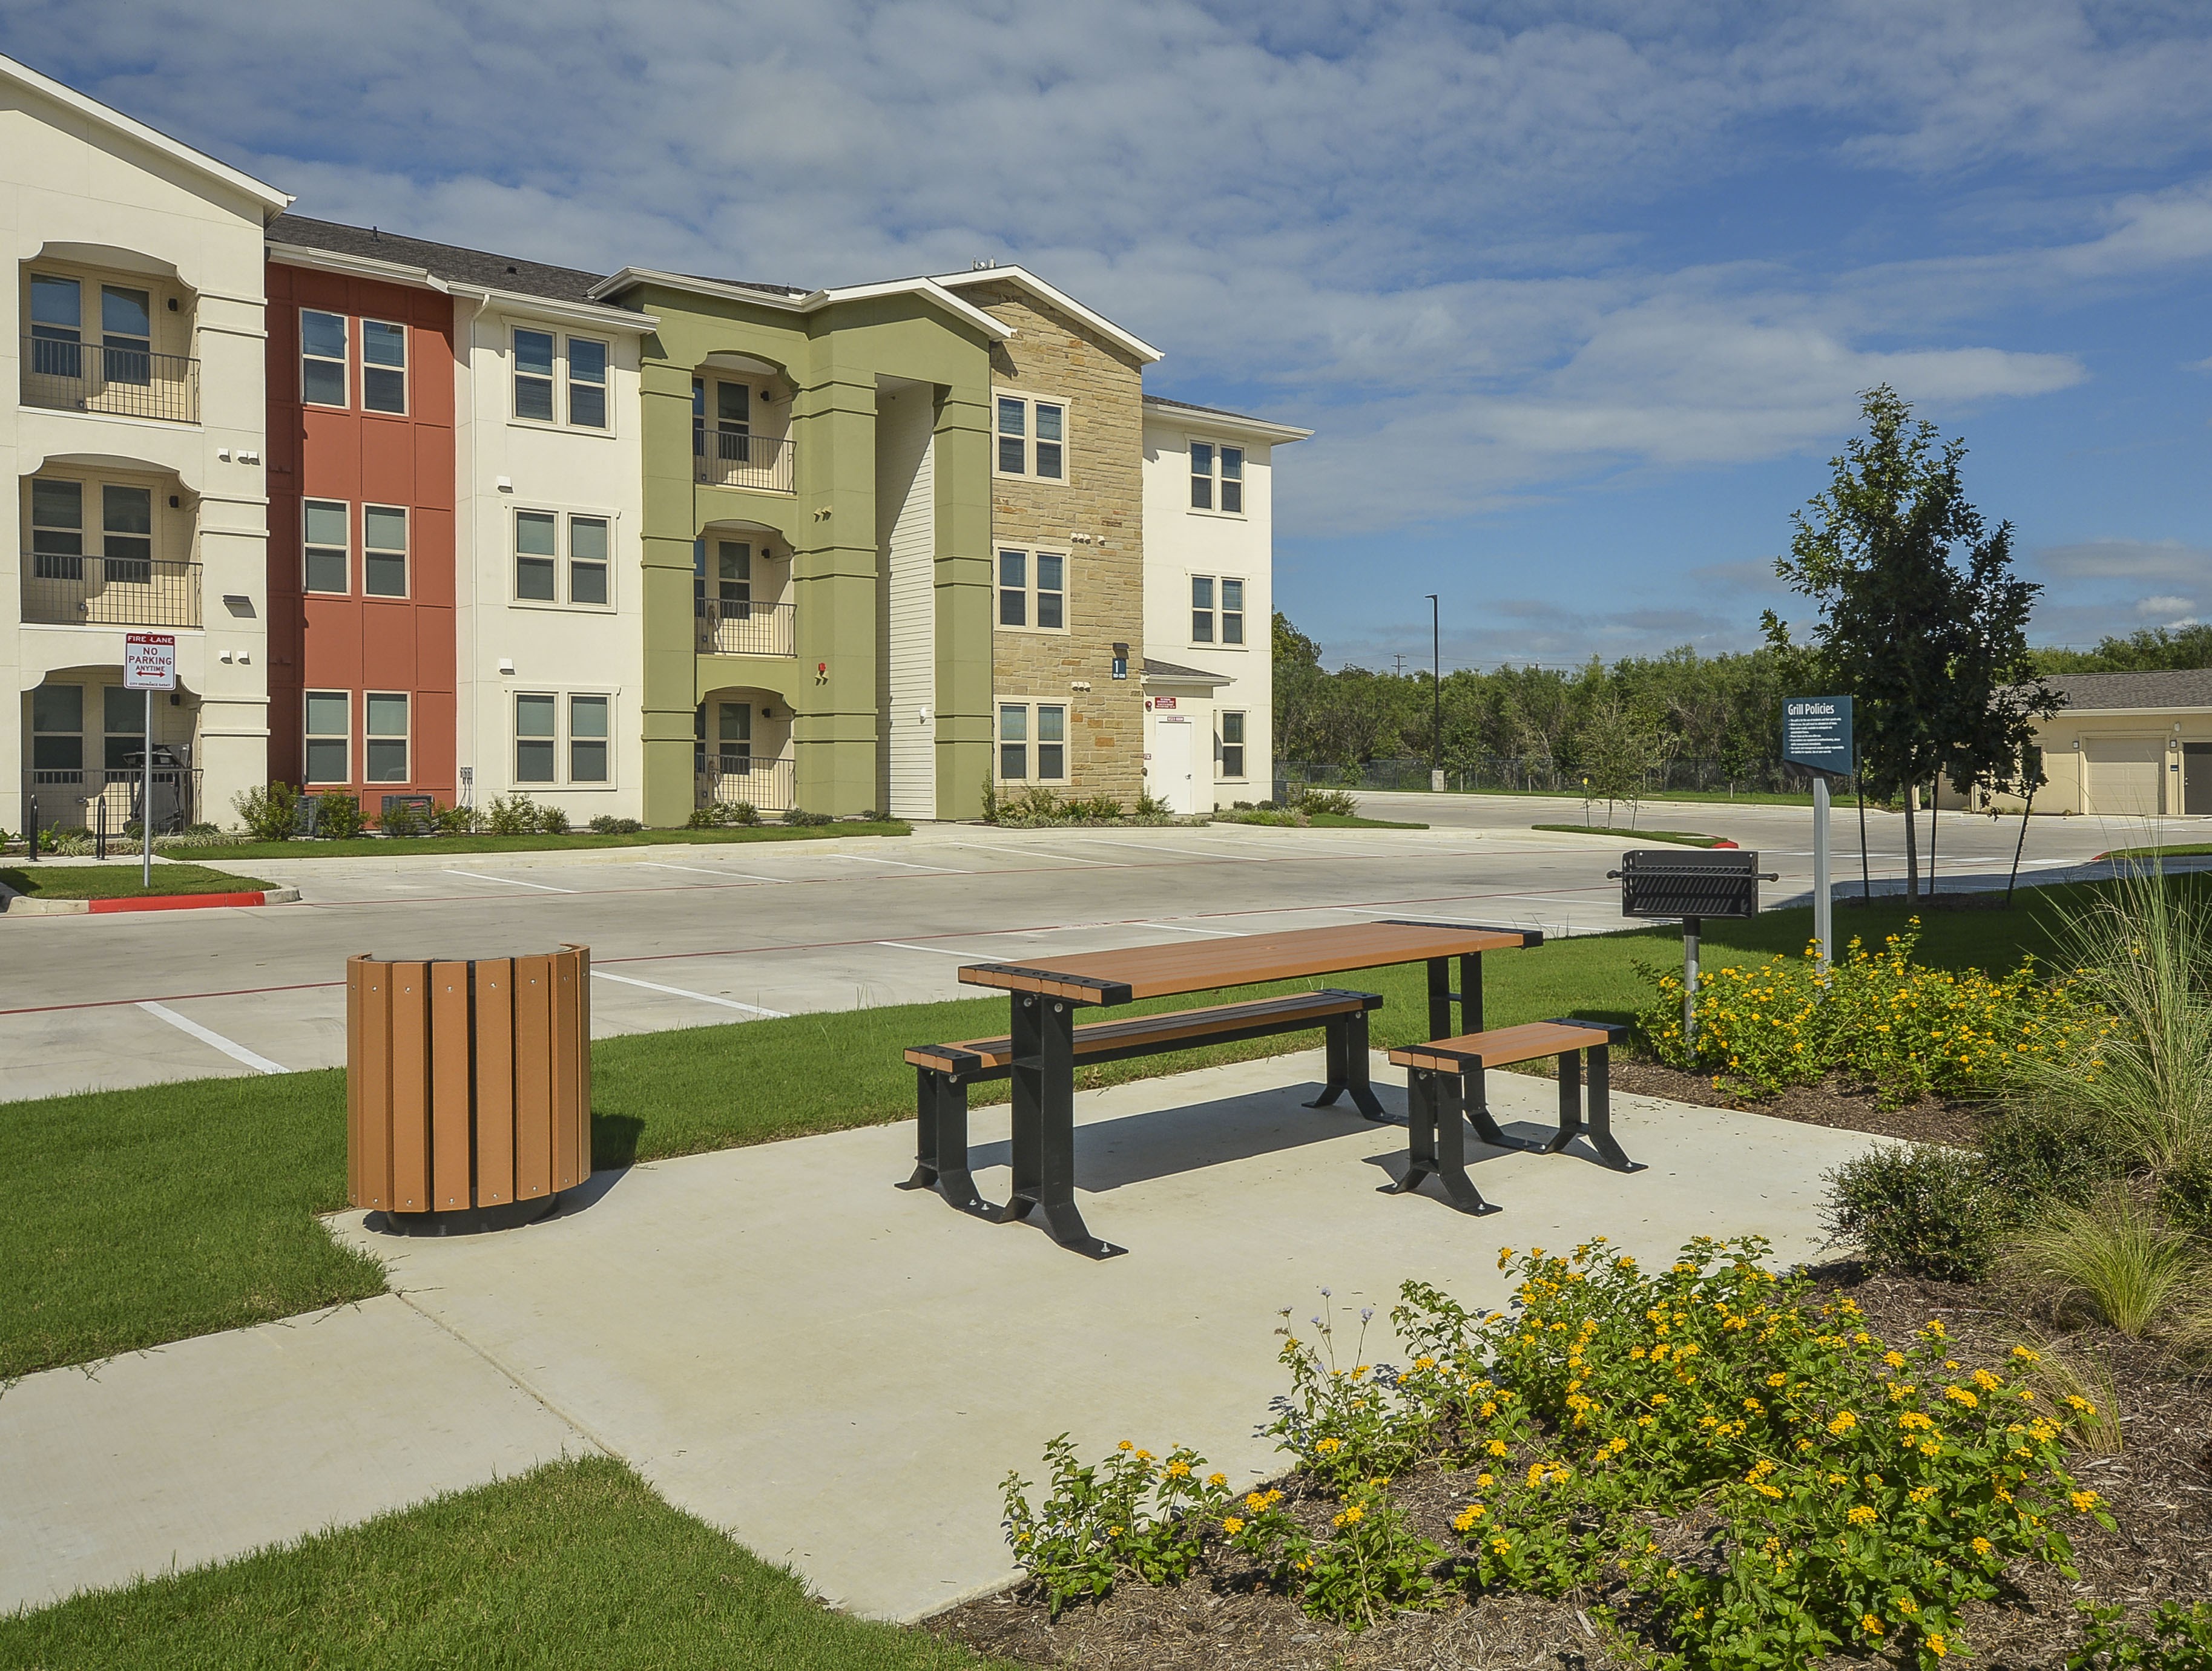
[1539,1048,1584,1154]
[897,1069,994,1216]
[1430,1070,1500,1213]
[993,992,1124,1258]
[1461,951,1483,1032]
[1384,1068,1496,1214]
[1426,957,1452,1040]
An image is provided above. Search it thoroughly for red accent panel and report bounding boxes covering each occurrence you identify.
[88,891,269,914]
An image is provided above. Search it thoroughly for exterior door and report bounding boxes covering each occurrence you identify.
[1154,716,1198,814]
[2083,738,2162,817]
[2185,744,2212,816]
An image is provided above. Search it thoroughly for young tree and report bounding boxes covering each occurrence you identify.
[1774,386,2052,899]
[1578,697,1670,826]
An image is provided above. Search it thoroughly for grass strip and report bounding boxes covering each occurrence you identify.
[1417,784,1820,806]
[1,863,279,899]
[0,892,2079,1380]
[165,821,912,862]
[2098,842,2212,861]
[0,1455,998,1670]
[1529,824,1726,847]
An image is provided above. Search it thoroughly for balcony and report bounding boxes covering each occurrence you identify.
[21,335,200,425]
[22,556,202,628]
[697,755,795,815]
[696,597,795,658]
[693,428,794,493]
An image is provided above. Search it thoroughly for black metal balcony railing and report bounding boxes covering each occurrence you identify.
[693,428,794,493]
[25,767,202,834]
[698,755,795,813]
[21,335,201,424]
[22,556,202,628]
[695,597,796,657]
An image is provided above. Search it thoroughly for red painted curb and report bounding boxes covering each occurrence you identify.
[85,891,269,914]
[1710,839,1740,849]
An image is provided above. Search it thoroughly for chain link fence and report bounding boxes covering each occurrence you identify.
[1275,756,1852,798]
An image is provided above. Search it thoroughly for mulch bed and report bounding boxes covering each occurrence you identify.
[927,1277,2211,1671]
[1604,1059,1989,1149]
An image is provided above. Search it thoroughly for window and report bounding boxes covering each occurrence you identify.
[516,510,558,600]
[301,310,347,406]
[570,695,610,782]
[996,701,1068,783]
[994,394,1066,479]
[30,478,83,580]
[304,691,350,784]
[514,328,556,421]
[515,692,558,781]
[366,692,409,783]
[1191,575,1245,645]
[101,286,151,386]
[570,516,610,605]
[996,548,1066,631]
[29,274,82,377]
[569,338,608,428]
[363,505,407,597]
[31,684,84,773]
[361,320,406,413]
[304,499,349,594]
[102,485,153,584]
[1220,711,1246,780]
[1190,442,1244,513]
[105,685,148,770]
[696,538,750,617]
[694,377,751,467]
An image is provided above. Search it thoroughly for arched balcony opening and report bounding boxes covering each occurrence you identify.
[20,245,201,424]
[695,686,794,815]
[22,666,204,835]
[19,460,202,628]
[692,353,794,492]
[694,518,795,658]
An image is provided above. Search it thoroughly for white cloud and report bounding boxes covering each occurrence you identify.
[2036,539,2212,582]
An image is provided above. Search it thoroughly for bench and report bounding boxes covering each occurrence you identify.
[898,988,1386,1217]
[1383,1019,1636,1215]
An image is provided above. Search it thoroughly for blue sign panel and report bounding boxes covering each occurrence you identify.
[1782,695,1853,775]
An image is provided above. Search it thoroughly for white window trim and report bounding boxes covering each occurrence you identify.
[30,473,165,580]
[302,496,351,596]
[1188,572,1250,651]
[511,505,620,611]
[568,336,611,431]
[511,326,559,427]
[994,697,1071,784]
[511,686,620,790]
[993,545,1070,635]
[1217,709,1249,781]
[992,389,1072,484]
[360,317,409,416]
[1187,438,1249,519]
[361,502,410,600]
[508,325,620,436]
[301,308,349,409]
[304,688,351,786]
[364,690,412,786]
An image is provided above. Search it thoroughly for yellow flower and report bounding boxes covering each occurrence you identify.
[1862,1615,1884,1636]
[1908,1485,1936,1505]
[1883,1351,1907,1369]
[1487,1439,1509,1457]
[1929,1635,1948,1659]
[1452,1504,1486,1532]
[1766,1372,1788,1387]
[1165,1459,1191,1479]
[1206,1472,1226,1488]
[1490,1538,1513,1555]
[1107,1525,1124,1537]
[1220,1515,1245,1535]
[1827,1410,1858,1436]
[1972,1537,1994,1556]
[1846,1505,1877,1526]
[1314,1437,1341,1455]
[1134,1449,1153,1461]
[2069,1489,2100,1513]
[1116,1440,1133,1451]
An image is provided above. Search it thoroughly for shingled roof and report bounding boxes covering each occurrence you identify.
[268,214,608,305]
[2036,669,2212,711]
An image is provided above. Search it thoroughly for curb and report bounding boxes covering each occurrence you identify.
[0,885,301,916]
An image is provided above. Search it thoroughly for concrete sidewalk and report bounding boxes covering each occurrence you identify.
[2,1051,1880,1623]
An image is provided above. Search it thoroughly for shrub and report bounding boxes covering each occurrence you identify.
[42,827,95,856]
[1134,790,1171,818]
[539,806,571,835]
[1064,796,1124,821]
[1822,1143,2003,1281]
[1638,922,2101,1106]
[1981,1100,2139,1209]
[2073,1599,2212,1668]
[1294,787,1360,818]
[233,781,299,843]
[587,815,645,835]
[306,792,363,839]
[2004,1189,2202,1338]
[377,801,435,837]
[783,807,833,827]
[436,803,479,835]
[688,802,759,829]
[1001,1436,1226,1615]
[483,794,544,835]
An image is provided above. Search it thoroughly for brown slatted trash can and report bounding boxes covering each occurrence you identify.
[347,944,591,1230]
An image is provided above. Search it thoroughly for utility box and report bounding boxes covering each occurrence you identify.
[1615,849,1763,921]
[347,945,591,1224]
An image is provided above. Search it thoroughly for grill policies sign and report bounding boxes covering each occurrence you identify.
[1782,695,1851,775]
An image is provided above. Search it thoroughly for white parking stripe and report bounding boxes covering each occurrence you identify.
[441,870,574,893]
[935,841,1105,865]
[590,970,787,1017]
[1068,835,1240,859]
[831,853,961,873]
[137,1002,288,1074]
[636,861,786,881]
[874,941,973,956]
[1128,920,1245,937]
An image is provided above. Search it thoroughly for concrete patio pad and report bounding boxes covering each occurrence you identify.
[320,1049,1881,1623]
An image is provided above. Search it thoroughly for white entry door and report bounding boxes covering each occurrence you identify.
[1153,716,1199,815]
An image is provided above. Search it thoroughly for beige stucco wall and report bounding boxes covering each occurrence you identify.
[971,285,1147,804]
[1967,710,2212,818]
[1,73,278,833]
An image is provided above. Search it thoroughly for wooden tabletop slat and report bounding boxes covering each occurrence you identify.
[957,921,1532,1003]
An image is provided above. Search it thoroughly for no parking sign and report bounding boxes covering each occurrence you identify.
[124,632,177,691]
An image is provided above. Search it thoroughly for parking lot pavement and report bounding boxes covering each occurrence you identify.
[0,807,2188,1103]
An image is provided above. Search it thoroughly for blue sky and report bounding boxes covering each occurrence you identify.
[8,1,2207,672]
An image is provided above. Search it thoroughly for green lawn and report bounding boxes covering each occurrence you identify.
[0,891,2083,1381]
[1530,824,1728,847]
[2,863,278,900]
[0,1456,996,1670]
[170,821,912,862]
[2099,842,2212,861]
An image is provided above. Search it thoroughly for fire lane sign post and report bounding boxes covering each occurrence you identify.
[124,633,177,889]
[1782,695,1853,968]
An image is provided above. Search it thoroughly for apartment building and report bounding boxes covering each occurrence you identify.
[1139,395,1308,811]
[4,53,288,839]
[265,217,652,825]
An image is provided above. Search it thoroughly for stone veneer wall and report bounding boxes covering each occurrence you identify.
[972,286,1147,804]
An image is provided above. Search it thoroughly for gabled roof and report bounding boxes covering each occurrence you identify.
[589,267,1010,340]
[1142,656,1233,686]
[1,51,290,212]
[933,265,1164,364]
[2035,669,2212,713]
[267,215,656,332]
[1144,392,1312,444]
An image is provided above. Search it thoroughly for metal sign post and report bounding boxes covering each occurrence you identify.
[123,632,178,889]
[1783,697,1853,969]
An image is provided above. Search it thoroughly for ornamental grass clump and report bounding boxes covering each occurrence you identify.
[2003,1188,2204,1339]
[1638,923,2099,1106]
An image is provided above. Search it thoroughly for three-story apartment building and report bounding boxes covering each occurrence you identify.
[4,53,289,839]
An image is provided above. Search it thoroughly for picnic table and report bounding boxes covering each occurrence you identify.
[950,919,1539,1257]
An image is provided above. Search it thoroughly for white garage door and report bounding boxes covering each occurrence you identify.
[2084,738,2163,816]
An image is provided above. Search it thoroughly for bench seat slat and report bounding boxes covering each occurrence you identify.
[906,989,1380,1075]
[1389,1020,1611,1073]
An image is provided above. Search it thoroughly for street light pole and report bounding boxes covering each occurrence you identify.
[1426,594,1442,793]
